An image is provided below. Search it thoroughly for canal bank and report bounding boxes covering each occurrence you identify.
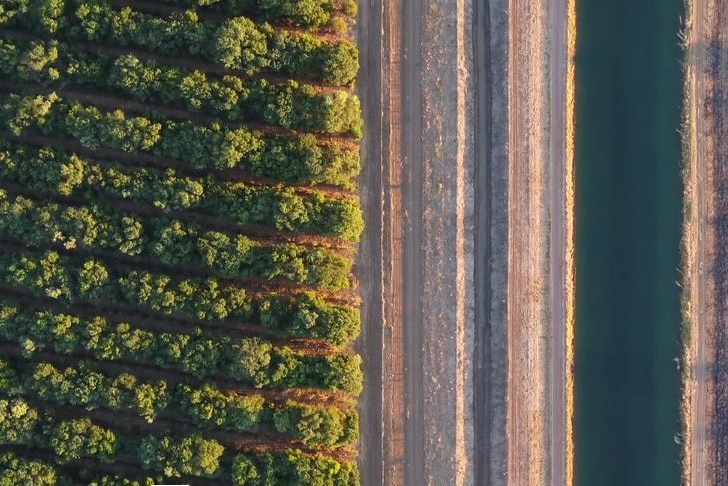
[574,0,684,484]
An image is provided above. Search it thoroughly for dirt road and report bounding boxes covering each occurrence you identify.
[356,0,385,483]
[687,0,715,484]
[401,0,425,482]
[507,0,552,484]
[359,0,480,483]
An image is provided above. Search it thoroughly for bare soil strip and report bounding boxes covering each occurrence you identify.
[355,0,386,482]
[361,0,481,482]
[356,0,410,484]
[685,0,726,484]
[507,0,551,484]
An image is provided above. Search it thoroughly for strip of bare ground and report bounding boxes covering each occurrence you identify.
[417,0,475,480]
[360,0,481,482]
[356,0,386,484]
[686,0,728,484]
[507,0,551,484]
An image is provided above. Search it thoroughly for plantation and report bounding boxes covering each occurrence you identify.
[0,0,362,484]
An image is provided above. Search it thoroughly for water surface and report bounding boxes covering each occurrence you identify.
[574,1,684,484]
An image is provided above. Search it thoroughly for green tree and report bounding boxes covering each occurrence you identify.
[0,398,37,444]
[49,419,118,464]
[214,17,268,73]
[22,0,65,35]
[0,452,57,486]
[228,338,273,387]
[0,358,18,394]
[321,42,359,86]
[231,455,260,485]
[78,259,109,296]
[139,434,224,477]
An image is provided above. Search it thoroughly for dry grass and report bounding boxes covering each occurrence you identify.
[564,1,577,485]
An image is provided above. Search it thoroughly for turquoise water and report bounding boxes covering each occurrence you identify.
[574,1,684,484]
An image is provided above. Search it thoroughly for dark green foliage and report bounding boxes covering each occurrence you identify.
[0,239,359,342]
[214,16,270,73]
[273,400,358,446]
[0,398,38,445]
[0,452,58,486]
[28,361,168,423]
[0,39,362,138]
[48,418,118,463]
[0,0,358,84]
[138,434,224,477]
[0,190,354,289]
[0,141,363,239]
[162,0,347,29]
[0,0,362,480]
[0,301,363,394]
[231,450,360,485]
[0,93,361,187]
[177,383,266,432]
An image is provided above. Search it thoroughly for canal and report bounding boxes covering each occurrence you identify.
[574,0,684,485]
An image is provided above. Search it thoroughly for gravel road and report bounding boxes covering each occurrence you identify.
[549,0,569,483]
[356,0,384,483]
[687,0,717,484]
[359,0,483,483]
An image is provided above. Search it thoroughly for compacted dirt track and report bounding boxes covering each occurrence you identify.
[507,0,552,484]
[686,0,727,484]
[359,0,486,483]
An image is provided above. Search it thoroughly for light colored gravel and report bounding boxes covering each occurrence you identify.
[419,0,475,483]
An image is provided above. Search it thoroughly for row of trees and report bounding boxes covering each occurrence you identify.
[0,397,225,477]
[0,301,364,393]
[0,190,354,290]
[0,248,360,344]
[0,37,363,136]
[232,449,359,485]
[0,357,357,446]
[0,140,365,241]
[160,0,358,30]
[0,0,359,85]
[1,448,361,486]
[0,92,361,187]
[0,398,360,483]
[0,451,58,486]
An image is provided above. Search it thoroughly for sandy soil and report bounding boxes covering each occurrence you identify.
[418,0,475,480]
[684,0,726,484]
[507,0,553,484]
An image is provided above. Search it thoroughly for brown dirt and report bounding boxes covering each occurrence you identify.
[507,0,551,484]
[684,0,728,484]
